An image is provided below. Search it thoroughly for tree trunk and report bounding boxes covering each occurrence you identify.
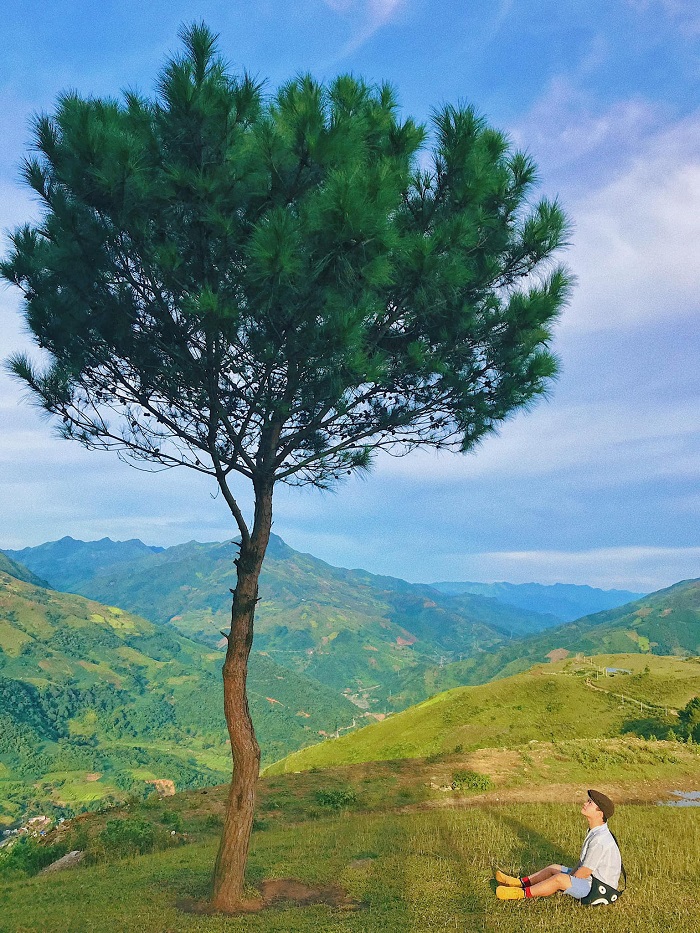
[210,481,273,911]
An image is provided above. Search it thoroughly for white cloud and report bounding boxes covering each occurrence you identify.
[322,0,355,11]
[324,0,404,27]
[627,0,700,36]
[368,0,404,25]
[512,65,700,333]
[566,112,700,332]
[440,545,700,592]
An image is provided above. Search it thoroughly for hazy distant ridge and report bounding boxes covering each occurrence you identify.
[430,580,646,622]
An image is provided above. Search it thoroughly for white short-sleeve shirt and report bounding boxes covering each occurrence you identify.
[577,824,622,889]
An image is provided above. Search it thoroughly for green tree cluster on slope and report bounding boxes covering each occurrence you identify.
[2,23,571,909]
[678,696,700,742]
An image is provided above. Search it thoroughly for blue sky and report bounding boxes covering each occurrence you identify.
[1,0,700,591]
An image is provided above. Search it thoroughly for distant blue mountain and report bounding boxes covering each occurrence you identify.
[6,536,164,593]
[428,580,646,623]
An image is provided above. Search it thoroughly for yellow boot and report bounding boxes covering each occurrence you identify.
[495,870,522,887]
[496,885,525,900]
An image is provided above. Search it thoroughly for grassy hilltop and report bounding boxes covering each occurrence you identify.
[2,728,699,931]
[2,635,699,931]
[2,802,698,932]
[267,653,700,773]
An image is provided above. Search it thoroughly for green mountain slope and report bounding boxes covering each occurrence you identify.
[267,653,700,773]
[0,552,49,588]
[440,577,700,687]
[0,571,357,824]
[4,536,562,711]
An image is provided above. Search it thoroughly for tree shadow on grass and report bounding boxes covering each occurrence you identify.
[429,808,490,930]
[341,810,414,930]
[485,808,572,876]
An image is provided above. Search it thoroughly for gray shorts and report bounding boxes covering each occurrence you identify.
[561,868,593,899]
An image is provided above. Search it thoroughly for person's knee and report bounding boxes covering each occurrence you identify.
[555,872,571,890]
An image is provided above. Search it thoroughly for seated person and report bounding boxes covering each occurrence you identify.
[495,789,621,902]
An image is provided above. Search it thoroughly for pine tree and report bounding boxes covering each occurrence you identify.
[2,24,572,909]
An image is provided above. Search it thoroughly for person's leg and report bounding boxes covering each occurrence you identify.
[496,871,571,901]
[526,872,572,898]
[495,864,565,887]
[522,865,566,886]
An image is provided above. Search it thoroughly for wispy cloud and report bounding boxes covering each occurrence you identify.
[512,78,662,188]
[321,0,407,59]
[371,391,700,487]
[439,545,700,592]
[627,0,700,36]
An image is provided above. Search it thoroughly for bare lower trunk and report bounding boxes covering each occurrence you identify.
[211,482,272,911]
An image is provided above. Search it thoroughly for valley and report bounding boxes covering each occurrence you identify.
[6,535,648,712]
[1,534,698,837]
[0,566,357,825]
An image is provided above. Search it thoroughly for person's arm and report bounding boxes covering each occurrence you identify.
[572,866,593,879]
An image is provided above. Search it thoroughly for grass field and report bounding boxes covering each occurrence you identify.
[2,652,698,930]
[1,802,699,932]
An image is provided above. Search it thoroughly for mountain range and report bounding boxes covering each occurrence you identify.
[6,535,644,711]
[429,580,645,623]
[431,576,700,689]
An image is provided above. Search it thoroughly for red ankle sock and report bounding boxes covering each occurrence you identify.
[521,876,530,886]
[524,886,533,898]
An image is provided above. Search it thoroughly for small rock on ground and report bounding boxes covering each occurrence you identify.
[40,850,85,874]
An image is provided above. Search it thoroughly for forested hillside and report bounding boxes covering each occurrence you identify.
[0,565,357,825]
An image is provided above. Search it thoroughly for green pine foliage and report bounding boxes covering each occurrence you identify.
[678,696,700,742]
[2,23,571,493]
